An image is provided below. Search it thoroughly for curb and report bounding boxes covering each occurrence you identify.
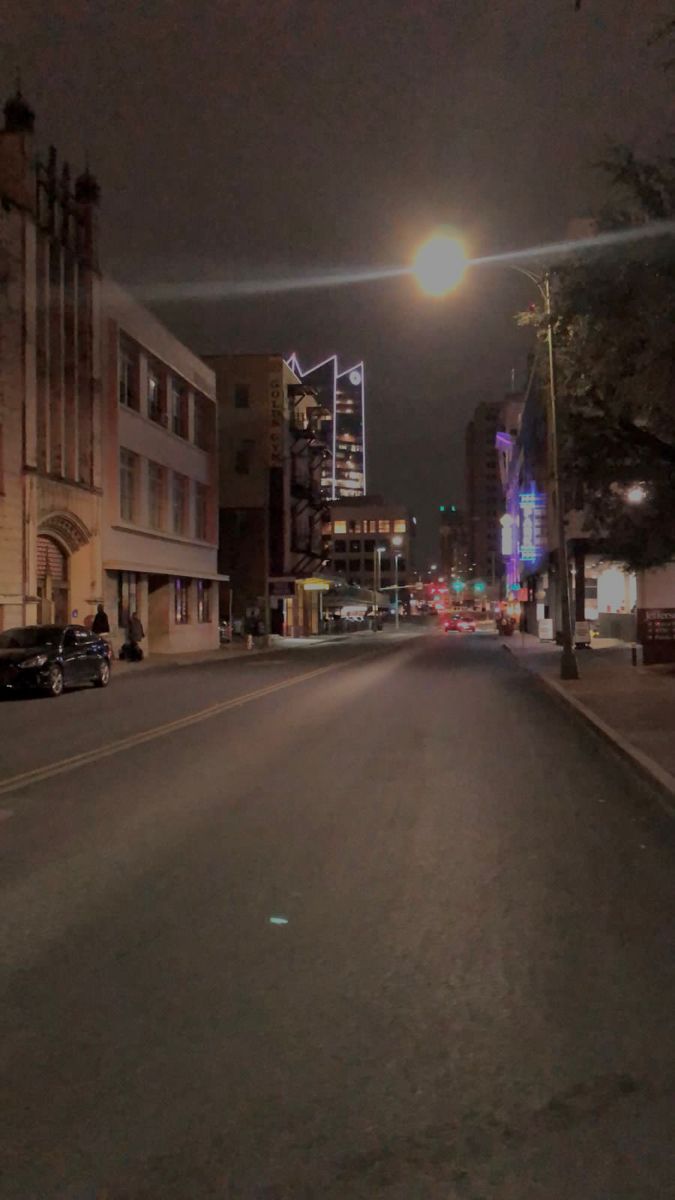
[503,645,675,819]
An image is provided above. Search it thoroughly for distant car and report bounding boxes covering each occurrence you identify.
[444,614,476,633]
[0,624,111,697]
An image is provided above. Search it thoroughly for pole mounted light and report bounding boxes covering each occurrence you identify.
[412,232,579,680]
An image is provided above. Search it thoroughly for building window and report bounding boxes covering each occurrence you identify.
[393,519,407,533]
[349,539,361,553]
[119,448,138,522]
[333,520,347,534]
[349,558,361,572]
[195,482,208,540]
[119,343,139,409]
[381,558,391,571]
[334,559,346,571]
[334,539,346,553]
[197,580,212,622]
[117,571,138,629]
[174,577,190,624]
[194,394,214,450]
[172,381,189,438]
[172,472,188,535]
[377,519,391,533]
[234,383,250,408]
[235,440,254,474]
[148,461,165,530]
[348,520,362,533]
[148,367,164,424]
[364,539,375,553]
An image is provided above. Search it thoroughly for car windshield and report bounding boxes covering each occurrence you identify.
[0,625,63,650]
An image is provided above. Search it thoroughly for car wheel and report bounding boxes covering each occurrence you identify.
[45,664,64,697]
[94,659,111,688]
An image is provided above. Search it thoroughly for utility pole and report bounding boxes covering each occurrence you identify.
[543,272,578,680]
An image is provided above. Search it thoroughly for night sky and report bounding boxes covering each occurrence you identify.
[4,0,672,560]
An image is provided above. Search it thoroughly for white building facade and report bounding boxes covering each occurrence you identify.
[101,283,222,654]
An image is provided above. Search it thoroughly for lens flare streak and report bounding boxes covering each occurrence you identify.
[133,221,675,304]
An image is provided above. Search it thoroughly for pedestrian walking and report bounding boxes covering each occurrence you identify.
[92,603,110,635]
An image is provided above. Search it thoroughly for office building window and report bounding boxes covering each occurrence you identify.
[172,472,188,535]
[349,539,361,553]
[119,449,138,522]
[333,520,347,534]
[234,383,250,408]
[334,559,346,571]
[148,367,164,424]
[117,571,138,629]
[393,519,407,533]
[148,461,165,530]
[119,342,139,409]
[194,394,214,450]
[195,483,208,540]
[348,520,362,533]
[349,559,361,572]
[235,440,254,474]
[364,539,375,553]
[174,577,190,624]
[377,520,391,533]
[334,539,346,553]
[172,381,189,438]
[197,580,212,622]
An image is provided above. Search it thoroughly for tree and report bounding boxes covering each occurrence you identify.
[523,152,675,571]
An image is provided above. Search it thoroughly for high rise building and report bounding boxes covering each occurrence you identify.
[439,504,469,582]
[286,353,366,499]
[465,389,524,596]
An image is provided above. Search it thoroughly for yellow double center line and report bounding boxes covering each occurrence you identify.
[0,657,358,799]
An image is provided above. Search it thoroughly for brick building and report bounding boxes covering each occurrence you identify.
[205,353,328,636]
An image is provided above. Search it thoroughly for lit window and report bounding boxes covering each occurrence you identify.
[174,577,190,624]
[393,519,407,533]
[333,520,347,534]
[119,449,138,522]
[348,520,362,533]
[197,579,212,622]
[148,368,164,423]
[378,520,391,533]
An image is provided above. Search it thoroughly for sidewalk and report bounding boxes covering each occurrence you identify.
[504,632,675,814]
[112,624,421,677]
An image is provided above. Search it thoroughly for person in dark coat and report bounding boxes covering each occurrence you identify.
[127,611,145,659]
[92,603,110,635]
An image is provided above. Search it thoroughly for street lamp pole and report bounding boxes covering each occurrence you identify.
[373,545,384,631]
[508,266,579,681]
[543,271,578,680]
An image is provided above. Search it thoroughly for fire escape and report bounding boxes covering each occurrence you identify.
[288,384,331,576]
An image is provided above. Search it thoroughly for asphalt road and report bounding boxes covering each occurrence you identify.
[1,631,674,1199]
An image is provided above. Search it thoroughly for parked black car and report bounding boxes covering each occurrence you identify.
[0,624,111,697]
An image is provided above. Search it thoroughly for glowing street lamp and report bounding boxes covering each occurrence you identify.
[412,229,578,681]
[626,483,647,505]
[412,232,468,297]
